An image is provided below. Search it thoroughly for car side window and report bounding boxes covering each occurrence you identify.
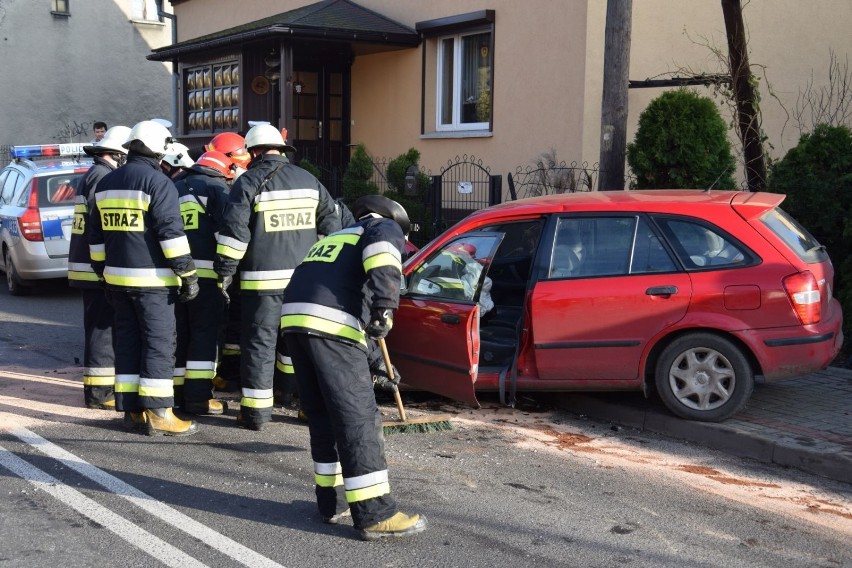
[0,170,9,204]
[630,217,677,274]
[657,217,746,269]
[408,234,502,306]
[549,216,636,278]
[1,170,20,205]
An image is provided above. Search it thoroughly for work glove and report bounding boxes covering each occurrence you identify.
[218,274,233,302]
[178,273,200,303]
[365,308,393,339]
[370,357,401,391]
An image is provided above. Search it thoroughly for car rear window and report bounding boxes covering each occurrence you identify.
[760,207,829,263]
[38,173,81,207]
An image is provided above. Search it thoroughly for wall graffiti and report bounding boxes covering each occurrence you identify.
[54,120,92,143]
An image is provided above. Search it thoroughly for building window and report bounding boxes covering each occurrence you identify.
[437,30,492,131]
[184,62,240,133]
[51,0,70,15]
[132,0,161,22]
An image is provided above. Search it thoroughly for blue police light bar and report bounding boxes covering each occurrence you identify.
[11,144,87,159]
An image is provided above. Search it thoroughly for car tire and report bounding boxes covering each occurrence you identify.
[4,249,27,296]
[654,333,753,422]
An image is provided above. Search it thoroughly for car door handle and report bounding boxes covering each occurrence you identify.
[441,314,461,324]
[646,285,678,296]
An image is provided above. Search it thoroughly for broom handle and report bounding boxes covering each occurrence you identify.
[378,337,407,422]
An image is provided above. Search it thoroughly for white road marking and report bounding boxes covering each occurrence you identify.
[7,427,287,568]
[0,443,209,568]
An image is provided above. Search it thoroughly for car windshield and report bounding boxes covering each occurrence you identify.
[760,207,828,263]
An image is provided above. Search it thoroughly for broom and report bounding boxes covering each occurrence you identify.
[378,338,453,434]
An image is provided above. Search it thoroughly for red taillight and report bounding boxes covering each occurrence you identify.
[18,180,43,242]
[783,271,821,325]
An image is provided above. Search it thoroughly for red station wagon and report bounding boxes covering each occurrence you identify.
[387,190,843,422]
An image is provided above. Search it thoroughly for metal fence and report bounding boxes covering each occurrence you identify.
[506,160,601,201]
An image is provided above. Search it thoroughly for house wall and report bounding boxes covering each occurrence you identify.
[0,1,174,147]
[170,0,852,189]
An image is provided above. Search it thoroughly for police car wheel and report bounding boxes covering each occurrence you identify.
[4,249,26,296]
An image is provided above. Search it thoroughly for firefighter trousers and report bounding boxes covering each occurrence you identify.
[239,293,283,426]
[112,290,177,412]
[81,288,116,407]
[284,333,398,529]
[215,276,241,390]
[174,279,223,406]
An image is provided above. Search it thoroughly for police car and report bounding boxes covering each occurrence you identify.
[0,144,92,295]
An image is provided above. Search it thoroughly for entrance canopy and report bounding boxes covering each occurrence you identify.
[148,0,420,62]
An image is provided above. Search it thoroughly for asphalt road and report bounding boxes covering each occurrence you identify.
[0,280,850,567]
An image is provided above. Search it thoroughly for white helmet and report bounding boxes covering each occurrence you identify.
[162,142,194,168]
[244,123,296,153]
[84,125,131,156]
[123,120,174,157]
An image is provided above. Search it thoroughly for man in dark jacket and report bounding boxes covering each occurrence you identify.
[68,125,131,411]
[172,150,234,415]
[281,195,426,541]
[215,124,340,431]
[89,120,199,436]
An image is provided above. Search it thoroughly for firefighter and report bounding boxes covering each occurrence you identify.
[89,120,200,436]
[214,123,340,431]
[205,133,249,393]
[205,131,251,180]
[280,195,427,541]
[172,150,235,415]
[160,142,194,180]
[69,125,131,410]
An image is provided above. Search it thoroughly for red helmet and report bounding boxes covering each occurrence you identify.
[195,150,235,179]
[205,132,249,168]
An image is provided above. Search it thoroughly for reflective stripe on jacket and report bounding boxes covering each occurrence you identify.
[215,154,340,294]
[281,217,404,350]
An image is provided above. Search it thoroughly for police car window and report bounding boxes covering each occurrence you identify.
[0,170,10,204]
[1,171,20,205]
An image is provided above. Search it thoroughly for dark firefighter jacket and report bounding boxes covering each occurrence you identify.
[280,217,405,351]
[68,157,119,288]
[174,165,230,280]
[215,154,340,294]
[88,153,196,291]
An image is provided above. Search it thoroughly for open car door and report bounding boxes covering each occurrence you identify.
[386,233,505,407]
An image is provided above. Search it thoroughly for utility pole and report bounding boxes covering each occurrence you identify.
[721,0,767,192]
[598,0,632,191]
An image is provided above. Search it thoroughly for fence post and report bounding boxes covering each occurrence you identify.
[430,174,442,236]
[506,173,517,201]
[489,174,503,206]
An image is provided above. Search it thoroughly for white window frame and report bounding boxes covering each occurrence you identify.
[436,29,492,133]
[132,0,161,22]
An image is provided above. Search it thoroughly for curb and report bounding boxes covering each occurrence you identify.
[555,393,852,485]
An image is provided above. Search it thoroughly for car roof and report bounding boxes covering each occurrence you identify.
[469,190,785,222]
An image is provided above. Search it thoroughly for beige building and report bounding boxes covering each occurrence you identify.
[153,0,851,195]
[0,0,174,148]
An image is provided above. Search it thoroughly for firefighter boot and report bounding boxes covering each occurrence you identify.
[144,408,199,437]
[183,399,227,416]
[87,399,116,410]
[359,512,428,541]
[122,411,148,431]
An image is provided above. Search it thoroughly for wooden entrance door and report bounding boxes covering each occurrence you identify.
[290,64,349,189]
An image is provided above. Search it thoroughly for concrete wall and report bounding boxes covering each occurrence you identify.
[0,0,174,147]
[170,0,852,189]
